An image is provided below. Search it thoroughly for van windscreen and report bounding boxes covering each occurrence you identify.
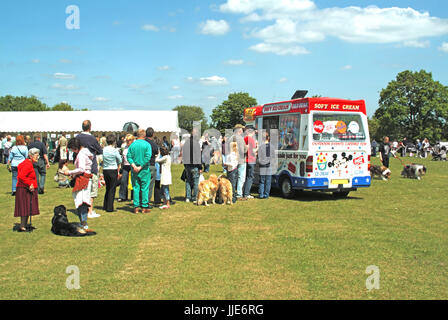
[312,113,366,142]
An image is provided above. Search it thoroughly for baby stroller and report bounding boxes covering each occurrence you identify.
[432,145,447,161]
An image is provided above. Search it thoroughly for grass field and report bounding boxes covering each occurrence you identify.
[0,156,447,300]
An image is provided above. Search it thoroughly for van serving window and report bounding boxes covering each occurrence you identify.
[312,113,366,142]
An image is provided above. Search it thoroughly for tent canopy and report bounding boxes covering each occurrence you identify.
[0,110,179,133]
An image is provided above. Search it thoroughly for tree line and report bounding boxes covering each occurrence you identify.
[0,95,87,111]
[2,69,447,142]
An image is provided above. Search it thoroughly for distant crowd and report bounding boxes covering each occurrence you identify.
[371,136,447,163]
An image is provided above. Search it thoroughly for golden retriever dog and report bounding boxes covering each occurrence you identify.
[197,174,219,206]
[217,175,233,205]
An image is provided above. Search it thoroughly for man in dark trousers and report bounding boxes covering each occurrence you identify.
[28,133,51,194]
[144,127,158,208]
[76,120,103,218]
[379,136,394,168]
[182,128,202,203]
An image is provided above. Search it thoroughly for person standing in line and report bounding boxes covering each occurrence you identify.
[118,134,134,202]
[0,135,4,164]
[64,138,94,231]
[225,141,239,204]
[242,126,258,200]
[76,120,103,219]
[14,148,41,232]
[258,131,272,199]
[182,128,202,203]
[3,136,13,165]
[144,127,159,208]
[27,134,50,194]
[230,124,248,200]
[221,136,227,174]
[7,135,28,196]
[127,129,152,214]
[101,134,122,212]
[156,146,172,210]
[170,134,181,164]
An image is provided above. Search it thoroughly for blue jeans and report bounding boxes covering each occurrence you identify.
[11,166,18,192]
[236,163,246,197]
[161,185,170,201]
[243,163,255,197]
[227,169,238,203]
[77,204,89,224]
[221,154,227,173]
[259,174,272,199]
[185,166,200,201]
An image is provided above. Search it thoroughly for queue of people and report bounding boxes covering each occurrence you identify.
[6,121,276,233]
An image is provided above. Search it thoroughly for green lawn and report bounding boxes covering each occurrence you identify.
[0,156,447,299]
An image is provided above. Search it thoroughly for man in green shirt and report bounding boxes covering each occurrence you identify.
[127,129,152,213]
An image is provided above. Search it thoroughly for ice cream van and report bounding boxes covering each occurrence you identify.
[244,91,372,198]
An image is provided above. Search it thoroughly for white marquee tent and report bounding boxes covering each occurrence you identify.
[0,110,179,134]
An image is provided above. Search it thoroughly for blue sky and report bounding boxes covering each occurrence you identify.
[1,0,448,119]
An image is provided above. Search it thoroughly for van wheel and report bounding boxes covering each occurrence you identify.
[280,177,294,199]
[333,191,349,198]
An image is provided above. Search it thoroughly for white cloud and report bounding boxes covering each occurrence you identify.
[207,96,218,100]
[224,59,244,65]
[200,19,230,35]
[220,0,315,18]
[54,73,76,80]
[250,42,310,55]
[341,65,353,71]
[59,59,72,64]
[172,85,180,90]
[199,75,229,86]
[402,40,430,48]
[168,95,183,100]
[93,97,110,102]
[31,59,40,64]
[219,1,448,55]
[142,24,159,32]
[51,83,79,90]
[279,77,288,83]
[158,65,171,71]
[439,42,448,53]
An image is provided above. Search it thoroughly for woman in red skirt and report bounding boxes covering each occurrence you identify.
[15,148,40,232]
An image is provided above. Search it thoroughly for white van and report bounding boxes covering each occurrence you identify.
[244,95,372,198]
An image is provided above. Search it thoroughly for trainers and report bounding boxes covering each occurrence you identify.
[186,199,190,203]
[159,205,169,210]
[88,211,101,218]
[247,195,254,199]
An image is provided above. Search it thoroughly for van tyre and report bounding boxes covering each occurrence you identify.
[333,191,350,198]
[280,177,294,199]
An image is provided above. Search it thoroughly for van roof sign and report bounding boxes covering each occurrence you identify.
[247,97,367,117]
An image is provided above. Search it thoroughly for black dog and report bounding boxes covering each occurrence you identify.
[51,205,96,237]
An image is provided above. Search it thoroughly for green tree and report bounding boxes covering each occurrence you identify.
[211,92,257,133]
[0,95,49,111]
[173,105,208,133]
[374,70,448,142]
[52,102,74,111]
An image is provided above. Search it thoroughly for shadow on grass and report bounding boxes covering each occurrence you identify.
[268,189,363,202]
